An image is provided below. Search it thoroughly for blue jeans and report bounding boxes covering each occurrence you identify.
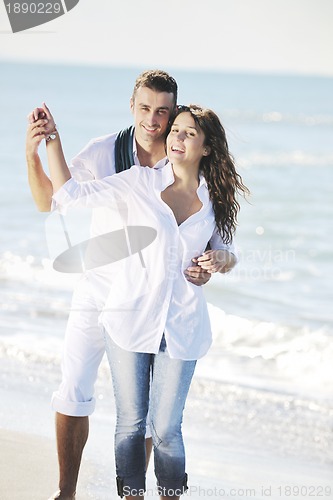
[104,333,196,497]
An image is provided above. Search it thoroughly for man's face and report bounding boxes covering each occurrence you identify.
[130,86,175,145]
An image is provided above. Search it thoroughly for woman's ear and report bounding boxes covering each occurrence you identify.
[203,146,211,156]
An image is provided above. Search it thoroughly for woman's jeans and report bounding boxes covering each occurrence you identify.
[105,333,196,497]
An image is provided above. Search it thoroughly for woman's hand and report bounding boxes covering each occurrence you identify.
[194,250,237,274]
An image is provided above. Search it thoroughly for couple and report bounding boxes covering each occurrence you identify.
[26,70,248,499]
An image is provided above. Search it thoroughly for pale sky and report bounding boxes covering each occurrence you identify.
[0,0,332,76]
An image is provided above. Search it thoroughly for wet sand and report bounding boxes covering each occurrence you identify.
[0,429,94,500]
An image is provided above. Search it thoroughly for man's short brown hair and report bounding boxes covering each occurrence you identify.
[132,70,178,106]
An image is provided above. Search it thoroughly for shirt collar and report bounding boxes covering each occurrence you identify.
[133,135,167,169]
[133,134,138,163]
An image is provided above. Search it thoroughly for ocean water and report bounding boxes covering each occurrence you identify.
[0,62,333,494]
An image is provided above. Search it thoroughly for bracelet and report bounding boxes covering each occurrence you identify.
[45,125,58,142]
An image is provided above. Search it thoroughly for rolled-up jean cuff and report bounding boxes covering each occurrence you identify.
[51,392,96,417]
[157,473,188,497]
[116,474,146,498]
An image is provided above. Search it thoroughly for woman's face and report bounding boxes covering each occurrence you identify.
[166,112,208,168]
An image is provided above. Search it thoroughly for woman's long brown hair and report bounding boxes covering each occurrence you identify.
[174,105,249,244]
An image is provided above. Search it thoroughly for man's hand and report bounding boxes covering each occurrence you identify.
[184,263,211,286]
[28,106,46,124]
[26,116,49,157]
[194,250,237,274]
[27,103,56,131]
[26,102,56,156]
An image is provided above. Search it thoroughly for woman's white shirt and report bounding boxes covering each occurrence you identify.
[53,162,222,360]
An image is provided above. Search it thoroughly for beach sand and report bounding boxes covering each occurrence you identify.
[1,363,332,500]
[0,429,94,500]
[1,424,333,500]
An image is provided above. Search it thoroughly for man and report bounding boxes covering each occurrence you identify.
[26,70,237,500]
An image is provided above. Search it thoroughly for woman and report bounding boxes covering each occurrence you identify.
[43,104,248,499]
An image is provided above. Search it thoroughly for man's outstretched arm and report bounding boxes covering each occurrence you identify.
[26,106,55,212]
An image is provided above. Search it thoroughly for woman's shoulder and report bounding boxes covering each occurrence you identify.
[114,162,170,193]
[113,164,148,186]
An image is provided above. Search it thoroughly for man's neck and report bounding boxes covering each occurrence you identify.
[135,138,166,168]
